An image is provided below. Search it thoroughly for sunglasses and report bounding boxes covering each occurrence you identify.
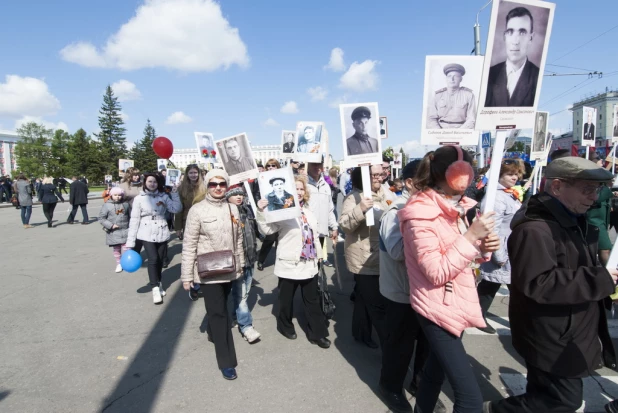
[502,159,518,165]
[208,181,227,189]
[266,164,278,168]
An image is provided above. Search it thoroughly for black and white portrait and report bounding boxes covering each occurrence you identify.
[339,102,382,167]
[477,0,555,130]
[421,55,483,146]
[194,132,215,165]
[613,104,618,140]
[166,169,180,186]
[118,159,134,174]
[257,166,300,223]
[295,122,323,154]
[104,175,113,184]
[281,130,296,154]
[215,133,258,184]
[380,116,388,139]
[531,111,548,158]
[582,106,597,147]
[157,159,167,171]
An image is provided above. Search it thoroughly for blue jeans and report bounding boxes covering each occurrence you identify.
[414,314,482,413]
[232,267,254,334]
[20,206,32,225]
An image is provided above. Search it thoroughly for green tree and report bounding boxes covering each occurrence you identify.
[94,85,127,173]
[507,141,526,153]
[382,146,394,160]
[14,122,53,178]
[48,129,71,178]
[130,119,159,171]
[67,128,106,182]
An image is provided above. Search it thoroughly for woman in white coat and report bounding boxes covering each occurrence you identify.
[126,172,182,304]
[256,175,330,349]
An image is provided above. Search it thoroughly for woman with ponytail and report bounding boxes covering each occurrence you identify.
[399,145,500,413]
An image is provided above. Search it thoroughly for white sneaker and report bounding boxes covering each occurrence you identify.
[152,287,163,304]
[242,327,261,343]
[115,264,123,273]
[159,282,166,297]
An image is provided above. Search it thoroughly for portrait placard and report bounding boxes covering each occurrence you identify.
[257,166,300,223]
[530,111,549,159]
[380,116,388,139]
[339,102,382,167]
[215,133,258,185]
[420,55,484,146]
[165,169,181,187]
[118,159,134,176]
[195,132,215,165]
[157,159,167,171]
[393,153,402,169]
[613,104,618,142]
[581,106,597,147]
[281,130,297,157]
[295,122,325,163]
[476,0,556,130]
[104,175,113,184]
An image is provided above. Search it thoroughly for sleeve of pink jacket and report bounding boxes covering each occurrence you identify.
[402,223,481,287]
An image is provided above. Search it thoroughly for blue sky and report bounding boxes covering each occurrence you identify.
[1,0,617,159]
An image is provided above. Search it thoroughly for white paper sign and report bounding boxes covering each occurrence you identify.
[482,130,509,214]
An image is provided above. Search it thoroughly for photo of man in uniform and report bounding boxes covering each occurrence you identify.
[297,126,320,153]
[613,106,618,138]
[427,63,476,129]
[346,106,379,156]
[266,177,295,211]
[223,137,254,176]
[583,110,596,142]
[533,112,547,152]
[380,118,386,135]
[283,132,295,153]
[485,6,540,107]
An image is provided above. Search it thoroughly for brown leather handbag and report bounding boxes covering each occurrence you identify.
[197,204,237,279]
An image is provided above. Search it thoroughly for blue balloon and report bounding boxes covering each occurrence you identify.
[120,250,142,273]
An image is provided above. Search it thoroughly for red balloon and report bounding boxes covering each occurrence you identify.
[152,136,174,159]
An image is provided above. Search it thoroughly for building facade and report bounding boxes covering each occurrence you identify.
[571,89,618,146]
[0,130,20,176]
[251,145,282,166]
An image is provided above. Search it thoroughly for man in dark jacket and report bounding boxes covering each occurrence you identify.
[67,176,90,225]
[486,157,618,413]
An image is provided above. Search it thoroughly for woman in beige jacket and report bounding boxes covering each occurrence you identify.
[339,165,390,349]
[256,175,330,349]
[181,169,245,381]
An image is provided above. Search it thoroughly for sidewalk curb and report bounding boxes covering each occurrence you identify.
[0,196,104,209]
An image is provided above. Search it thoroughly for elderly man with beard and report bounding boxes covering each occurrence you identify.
[346,106,379,156]
[484,157,618,413]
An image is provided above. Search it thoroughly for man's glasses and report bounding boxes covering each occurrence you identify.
[561,179,604,195]
[371,173,383,179]
[208,181,227,189]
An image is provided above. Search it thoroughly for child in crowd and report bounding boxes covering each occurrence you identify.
[98,187,131,273]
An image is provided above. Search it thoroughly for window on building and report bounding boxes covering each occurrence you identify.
[600,114,603,120]
[577,120,579,125]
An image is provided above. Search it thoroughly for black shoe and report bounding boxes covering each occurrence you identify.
[189,288,199,301]
[162,259,169,268]
[606,399,618,413]
[277,327,297,340]
[81,222,89,225]
[257,262,264,271]
[355,337,379,349]
[322,260,334,267]
[308,337,331,349]
[207,335,214,343]
[67,221,74,225]
[378,383,412,413]
[221,368,237,380]
[47,222,52,228]
[477,319,497,334]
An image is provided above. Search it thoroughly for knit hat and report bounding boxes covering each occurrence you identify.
[225,185,245,200]
[109,187,125,196]
[204,168,230,186]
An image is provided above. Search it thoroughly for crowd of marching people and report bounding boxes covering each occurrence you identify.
[8,146,618,413]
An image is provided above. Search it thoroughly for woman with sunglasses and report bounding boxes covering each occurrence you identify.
[181,170,245,380]
[339,164,390,349]
[255,159,281,271]
[256,175,329,348]
[174,164,206,240]
[476,158,524,334]
[126,172,182,304]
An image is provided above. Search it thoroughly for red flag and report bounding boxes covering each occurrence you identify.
[571,145,579,156]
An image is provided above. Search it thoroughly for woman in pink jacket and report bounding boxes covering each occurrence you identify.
[399,145,499,413]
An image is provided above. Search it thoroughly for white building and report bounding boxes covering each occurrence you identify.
[168,144,283,170]
[251,145,282,166]
[0,129,20,176]
[168,148,200,170]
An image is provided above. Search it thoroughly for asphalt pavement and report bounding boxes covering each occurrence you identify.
[1,197,617,412]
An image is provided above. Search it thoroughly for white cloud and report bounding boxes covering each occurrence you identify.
[0,75,61,117]
[324,47,345,72]
[165,111,193,124]
[328,95,349,109]
[111,80,142,101]
[15,116,68,132]
[339,60,379,92]
[59,0,249,72]
[280,101,299,114]
[119,111,129,121]
[307,86,328,102]
[263,118,279,127]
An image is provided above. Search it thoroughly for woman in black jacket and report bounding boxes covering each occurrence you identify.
[38,177,65,227]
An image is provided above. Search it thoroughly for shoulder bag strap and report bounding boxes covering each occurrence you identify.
[229,203,236,253]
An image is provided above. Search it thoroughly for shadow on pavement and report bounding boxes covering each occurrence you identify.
[0,390,10,403]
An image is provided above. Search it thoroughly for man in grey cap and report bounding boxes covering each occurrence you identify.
[347,106,379,156]
[484,156,618,413]
[427,63,476,129]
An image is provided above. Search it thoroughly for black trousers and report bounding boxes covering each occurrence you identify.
[258,233,278,264]
[277,275,328,340]
[42,202,57,224]
[0,186,10,202]
[477,279,504,318]
[142,241,166,287]
[59,186,68,194]
[68,204,88,223]
[203,282,237,369]
[352,273,387,345]
[380,298,429,393]
[490,363,583,413]
[132,239,144,254]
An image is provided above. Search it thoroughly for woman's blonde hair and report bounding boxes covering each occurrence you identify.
[42,177,54,185]
[122,167,140,183]
[329,167,339,179]
[265,158,281,168]
[176,164,206,206]
[294,175,310,205]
